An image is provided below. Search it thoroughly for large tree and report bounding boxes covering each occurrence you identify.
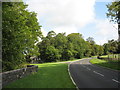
[106,1,120,41]
[2,2,42,71]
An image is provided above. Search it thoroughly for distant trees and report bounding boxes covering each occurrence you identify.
[2,2,42,71]
[86,37,104,56]
[37,31,104,62]
[86,37,95,45]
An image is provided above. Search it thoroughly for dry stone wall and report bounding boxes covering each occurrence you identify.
[1,65,38,87]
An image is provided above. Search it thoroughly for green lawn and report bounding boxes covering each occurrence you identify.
[90,58,120,70]
[100,55,108,58]
[4,62,76,88]
[57,57,88,63]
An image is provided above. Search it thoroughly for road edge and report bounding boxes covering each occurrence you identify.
[89,58,120,72]
[68,58,90,90]
[68,61,79,90]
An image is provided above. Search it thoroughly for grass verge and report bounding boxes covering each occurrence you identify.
[90,58,120,71]
[4,62,76,88]
[57,58,88,63]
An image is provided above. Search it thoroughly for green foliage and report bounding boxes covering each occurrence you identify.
[98,45,104,56]
[86,37,95,45]
[103,39,119,54]
[38,31,104,62]
[106,1,120,41]
[62,49,73,60]
[106,1,120,23]
[2,2,42,71]
[44,46,61,62]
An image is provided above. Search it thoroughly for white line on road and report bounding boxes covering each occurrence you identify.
[93,71,104,77]
[81,64,86,67]
[112,79,120,83]
[86,68,91,70]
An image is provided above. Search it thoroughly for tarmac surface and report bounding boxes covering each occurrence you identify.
[69,58,120,89]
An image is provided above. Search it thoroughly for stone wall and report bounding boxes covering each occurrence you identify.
[1,65,38,87]
[97,56,119,60]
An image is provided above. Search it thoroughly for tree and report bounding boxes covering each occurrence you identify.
[67,33,85,59]
[98,45,104,56]
[84,42,92,57]
[2,2,42,71]
[54,33,67,56]
[103,39,119,54]
[86,37,95,45]
[103,43,110,55]
[62,49,73,60]
[106,1,120,41]
[46,30,56,46]
[108,39,118,54]
[44,46,61,62]
[46,30,56,39]
[38,42,61,62]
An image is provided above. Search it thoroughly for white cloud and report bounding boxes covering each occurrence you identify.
[41,27,47,37]
[23,0,118,45]
[24,0,96,33]
[54,25,78,35]
[95,19,118,45]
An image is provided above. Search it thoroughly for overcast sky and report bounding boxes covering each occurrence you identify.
[23,0,118,45]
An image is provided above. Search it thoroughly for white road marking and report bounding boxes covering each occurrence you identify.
[80,63,91,70]
[86,67,91,70]
[112,79,120,83]
[80,62,82,64]
[93,71,104,77]
[81,65,86,67]
[69,60,81,90]
[82,65,85,67]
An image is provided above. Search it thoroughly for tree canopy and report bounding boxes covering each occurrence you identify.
[37,31,104,62]
[2,2,42,71]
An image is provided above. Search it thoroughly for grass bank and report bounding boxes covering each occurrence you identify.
[90,58,120,71]
[4,62,76,88]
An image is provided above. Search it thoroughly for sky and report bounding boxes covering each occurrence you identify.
[23,0,118,45]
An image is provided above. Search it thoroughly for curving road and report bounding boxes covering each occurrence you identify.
[69,58,120,89]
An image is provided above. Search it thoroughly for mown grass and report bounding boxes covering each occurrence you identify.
[4,62,76,88]
[90,58,120,70]
[57,58,88,63]
[100,55,108,58]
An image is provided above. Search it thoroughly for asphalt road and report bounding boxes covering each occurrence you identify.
[69,58,120,89]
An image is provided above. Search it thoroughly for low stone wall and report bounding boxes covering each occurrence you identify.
[97,56,119,60]
[1,65,38,87]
